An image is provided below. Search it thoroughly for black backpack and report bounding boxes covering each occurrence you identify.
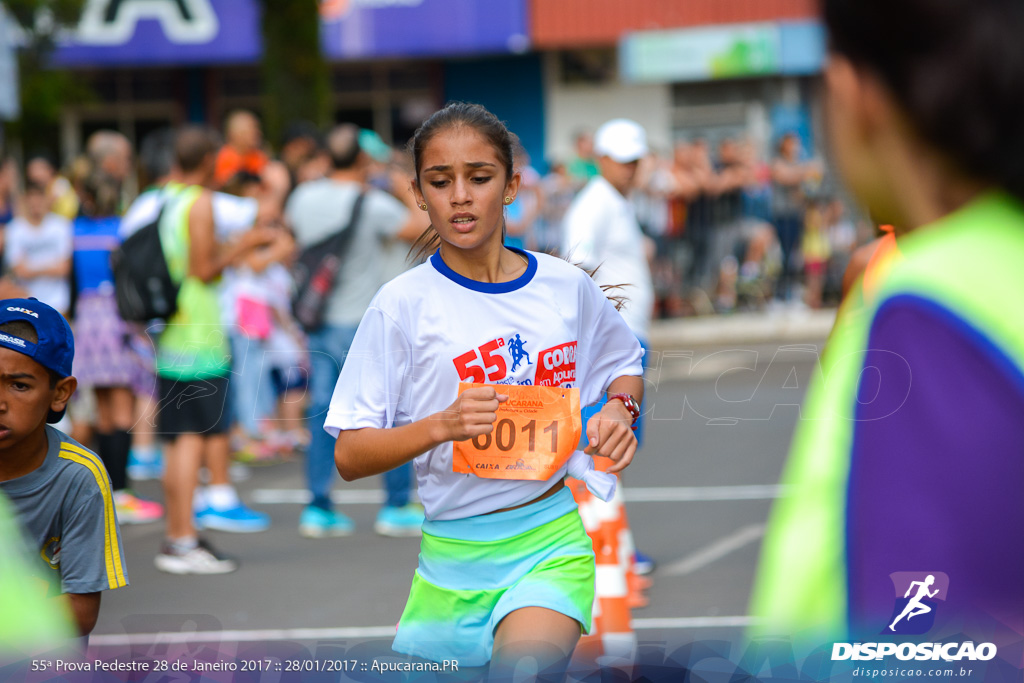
[291,192,366,332]
[111,199,180,322]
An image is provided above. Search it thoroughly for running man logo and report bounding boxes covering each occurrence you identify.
[535,341,576,388]
[885,572,949,635]
[507,334,532,373]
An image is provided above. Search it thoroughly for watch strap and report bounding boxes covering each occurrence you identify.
[608,393,640,423]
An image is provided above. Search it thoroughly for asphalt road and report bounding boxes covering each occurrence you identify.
[79,338,827,679]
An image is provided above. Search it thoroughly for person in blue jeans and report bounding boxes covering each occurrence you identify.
[285,124,426,537]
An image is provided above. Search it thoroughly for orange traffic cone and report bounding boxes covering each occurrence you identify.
[593,525,635,659]
[587,478,650,609]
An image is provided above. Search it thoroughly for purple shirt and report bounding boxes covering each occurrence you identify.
[845,295,1024,636]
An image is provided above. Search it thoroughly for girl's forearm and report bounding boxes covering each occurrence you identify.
[334,414,449,481]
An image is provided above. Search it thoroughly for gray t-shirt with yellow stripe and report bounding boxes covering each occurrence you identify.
[0,426,128,596]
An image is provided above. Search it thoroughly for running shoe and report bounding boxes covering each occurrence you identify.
[195,503,270,533]
[127,448,163,481]
[154,538,237,575]
[299,505,354,538]
[374,504,425,537]
[113,490,163,524]
[633,550,656,576]
[232,438,280,465]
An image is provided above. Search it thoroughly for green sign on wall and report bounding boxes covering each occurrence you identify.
[621,21,825,84]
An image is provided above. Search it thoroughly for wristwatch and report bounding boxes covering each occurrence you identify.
[608,393,641,423]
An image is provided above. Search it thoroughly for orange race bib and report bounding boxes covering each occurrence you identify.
[452,383,582,481]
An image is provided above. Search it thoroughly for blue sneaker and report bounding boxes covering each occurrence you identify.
[127,448,163,481]
[633,550,656,576]
[299,505,354,538]
[374,504,425,537]
[195,504,270,533]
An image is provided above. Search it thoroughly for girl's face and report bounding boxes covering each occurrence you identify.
[413,127,520,254]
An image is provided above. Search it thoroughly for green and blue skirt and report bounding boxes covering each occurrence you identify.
[393,486,595,666]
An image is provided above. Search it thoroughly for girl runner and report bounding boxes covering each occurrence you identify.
[325,102,645,677]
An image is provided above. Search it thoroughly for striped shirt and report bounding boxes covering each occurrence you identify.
[1,426,127,596]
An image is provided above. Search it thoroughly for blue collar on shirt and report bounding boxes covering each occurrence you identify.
[430,246,537,294]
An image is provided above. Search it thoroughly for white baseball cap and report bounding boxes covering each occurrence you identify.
[593,119,649,163]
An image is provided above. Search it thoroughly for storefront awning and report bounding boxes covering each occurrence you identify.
[52,0,528,67]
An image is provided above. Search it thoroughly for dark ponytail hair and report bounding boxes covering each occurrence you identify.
[407,102,519,261]
[824,0,1024,200]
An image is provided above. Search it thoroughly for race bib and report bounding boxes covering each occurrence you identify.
[452,383,582,481]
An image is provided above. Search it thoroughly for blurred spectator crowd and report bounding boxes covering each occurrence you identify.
[537,129,874,316]
[0,113,876,550]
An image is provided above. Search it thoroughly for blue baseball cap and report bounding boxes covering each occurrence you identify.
[0,298,75,423]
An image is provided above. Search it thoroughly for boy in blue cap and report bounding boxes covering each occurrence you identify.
[0,298,127,637]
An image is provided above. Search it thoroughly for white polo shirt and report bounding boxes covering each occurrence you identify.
[562,175,654,339]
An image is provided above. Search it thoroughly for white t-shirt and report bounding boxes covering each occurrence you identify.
[3,214,73,314]
[216,194,272,331]
[562,175,654,339]
[324,249,644,521]
[212,193,259,241]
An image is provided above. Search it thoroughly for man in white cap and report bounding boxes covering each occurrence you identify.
[562,118,657,576]
[562,118,654,345]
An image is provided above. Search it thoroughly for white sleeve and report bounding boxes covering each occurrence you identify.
[576,271,645,408]
[366,190,409,239]
[212,194,258,240]
[323,305,412,438]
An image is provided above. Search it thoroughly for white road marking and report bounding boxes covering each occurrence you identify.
[252,489,388,505]
[661,523,767,577]
[88,617,756,646]
[622,485,782,502]
[89,627,397,646]
[632,616,758,629]
[250,485,784,506]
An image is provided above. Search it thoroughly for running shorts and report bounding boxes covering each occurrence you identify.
[156,375,231,439]
[392,486,595,666]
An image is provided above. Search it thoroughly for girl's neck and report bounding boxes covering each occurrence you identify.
[438,239,526,284]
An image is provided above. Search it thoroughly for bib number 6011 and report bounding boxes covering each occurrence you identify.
[472,418,558,453]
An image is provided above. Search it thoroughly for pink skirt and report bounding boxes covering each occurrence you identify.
[72,290,156,396]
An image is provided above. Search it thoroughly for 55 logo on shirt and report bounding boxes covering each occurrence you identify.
[454,336,576,388]
[453,338,508,383]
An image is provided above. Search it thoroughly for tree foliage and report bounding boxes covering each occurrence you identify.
[260,0,329,149]
[2,0,92,156]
